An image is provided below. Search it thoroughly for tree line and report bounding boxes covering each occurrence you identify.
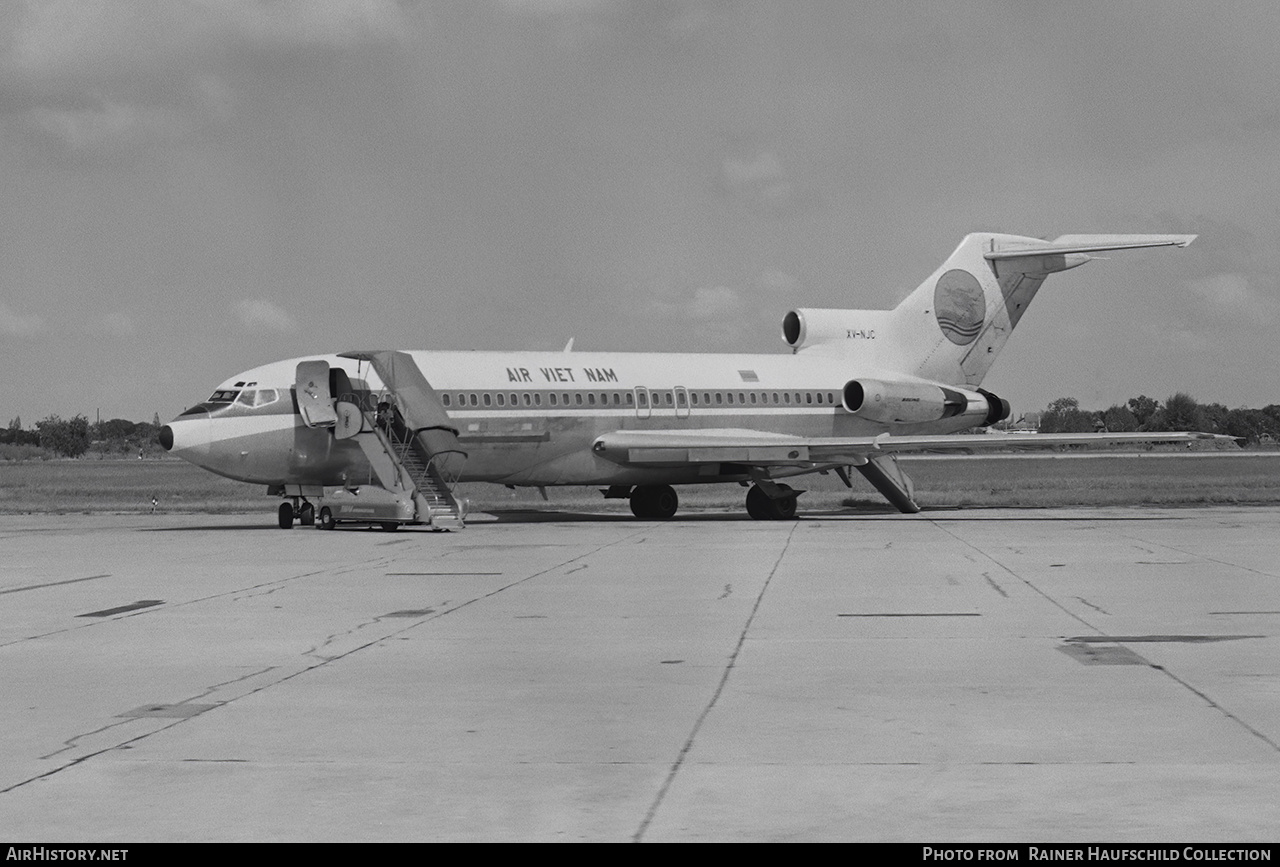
[1033,393,1280,444]
[3,414,164,458]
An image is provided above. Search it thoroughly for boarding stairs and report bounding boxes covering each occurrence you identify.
[298,352,468,530]
[378,415,466,531]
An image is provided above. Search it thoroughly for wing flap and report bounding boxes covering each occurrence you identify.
[592,428,1235,467]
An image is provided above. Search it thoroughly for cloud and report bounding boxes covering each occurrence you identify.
[689,285,741,320]
[0,301,45,336]
[29,101,196,152]
[95,311,137,337]
[753,269,800,294]
[234,298,297,333]
[2,0,412,153]
[7,0,412,76]
[1186,272,1278,325]
[717,150,813,216]
[1189,272,1253,306]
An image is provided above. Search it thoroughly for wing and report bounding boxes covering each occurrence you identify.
[591,427,1235,468]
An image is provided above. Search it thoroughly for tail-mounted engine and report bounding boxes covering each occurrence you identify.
[782,308,891,351]
[842,378,1011,427]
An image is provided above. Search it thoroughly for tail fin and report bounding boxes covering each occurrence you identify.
[888,232,1194,386]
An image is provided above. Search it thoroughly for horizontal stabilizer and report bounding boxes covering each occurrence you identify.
[985,234,1196,261]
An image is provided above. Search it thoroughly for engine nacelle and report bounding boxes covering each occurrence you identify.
[842,378,1011,427]
[782,308,890,351]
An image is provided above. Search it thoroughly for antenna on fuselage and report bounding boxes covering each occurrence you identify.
[563,338,575,353]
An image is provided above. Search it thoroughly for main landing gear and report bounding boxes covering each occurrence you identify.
[277,499,315,529]
[629,484,679,519]
[745,483,799,521]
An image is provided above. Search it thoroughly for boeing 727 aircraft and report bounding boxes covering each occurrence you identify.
[161,231,1225,529]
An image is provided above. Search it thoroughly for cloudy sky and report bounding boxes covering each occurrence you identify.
[3,0,1278,425]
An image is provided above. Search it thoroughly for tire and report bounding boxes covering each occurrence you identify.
[629,487,652,518]
[380,522,399,532]
[745,484,797,520]
[299,503,315,526]
[772,484,798,520]
[651,485,678,519]
[318,507,336,531]
[630,484,679,519]
[277,502,294,530]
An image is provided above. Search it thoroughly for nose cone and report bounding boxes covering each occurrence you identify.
[162,410,212,462]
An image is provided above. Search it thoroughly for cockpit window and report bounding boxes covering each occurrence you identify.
[207,390,239,403]
[232,388,280,409]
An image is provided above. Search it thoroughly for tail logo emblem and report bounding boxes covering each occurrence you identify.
[934,269,986,345]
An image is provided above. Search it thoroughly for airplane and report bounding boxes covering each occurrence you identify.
[160,231,1230,530]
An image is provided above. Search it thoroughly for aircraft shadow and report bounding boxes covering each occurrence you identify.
[138,506,1207,531]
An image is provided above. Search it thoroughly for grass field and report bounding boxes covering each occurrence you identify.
[3,452,1280,516]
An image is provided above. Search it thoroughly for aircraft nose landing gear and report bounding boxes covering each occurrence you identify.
[277,498,315,529]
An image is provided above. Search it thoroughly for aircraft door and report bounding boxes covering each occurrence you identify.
[634,387,651,420]
[295,360,338,428]
[674,387,690,419]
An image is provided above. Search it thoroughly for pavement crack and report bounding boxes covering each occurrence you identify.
[1074,596,1110,615]
[634,523,799,843]
[982,573,1008,597]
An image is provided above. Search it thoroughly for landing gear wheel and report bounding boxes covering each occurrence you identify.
[629,484,679,519]
[317,507,336,531]
[299,503,315,526]
[745,484,798,521]
[772,484,798,520]
[380,522,399,532]
[277,502,294,530]
[745,485,772,520]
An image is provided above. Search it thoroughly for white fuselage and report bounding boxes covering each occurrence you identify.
[162,349,979,490]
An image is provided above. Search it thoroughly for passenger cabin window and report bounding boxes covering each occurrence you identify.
[442,394,451,407]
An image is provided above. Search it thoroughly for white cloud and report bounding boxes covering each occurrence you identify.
[7,0,412,76]
[0,301,45,336]
[1186,272,1277,324]
[210,0,413,50]
[96,311,137,337]
[234,298,297,333]
[1189,272,1253,306]
[689,285,740,320]
[754,269,799,294]
[4,1,410,153]
[30,101,195,152]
